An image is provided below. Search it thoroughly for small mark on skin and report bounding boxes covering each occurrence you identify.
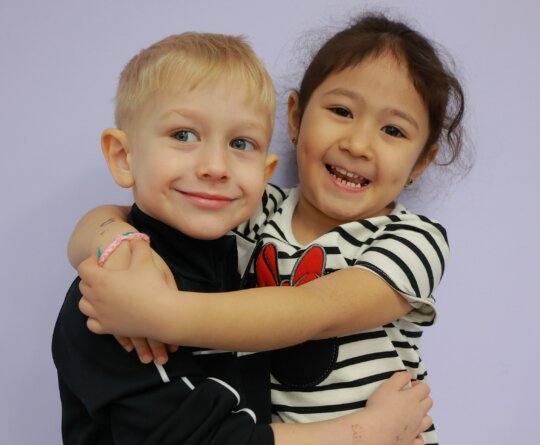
[99,218,117,235]
[352,424,363,444]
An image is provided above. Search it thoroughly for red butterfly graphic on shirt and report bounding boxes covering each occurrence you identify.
[254,243,337,388]
[255,243,326,288]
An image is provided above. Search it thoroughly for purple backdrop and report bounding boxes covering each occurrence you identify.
[1,0,538,443]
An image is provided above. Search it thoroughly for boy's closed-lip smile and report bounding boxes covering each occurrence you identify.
[178,190,236,209]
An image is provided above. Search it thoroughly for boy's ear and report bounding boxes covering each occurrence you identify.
[411,143,439,180]
[101,128,134,188]
[264,154,279,182]
[287,91,301,141]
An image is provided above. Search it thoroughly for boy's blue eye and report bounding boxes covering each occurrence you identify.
[230,138,255,151]
[330,107,352,118]
[172,129,198,142]
[382,125,405,138]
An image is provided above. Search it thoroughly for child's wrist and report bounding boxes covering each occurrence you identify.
[98,232,150,266]
[92,220,136,259]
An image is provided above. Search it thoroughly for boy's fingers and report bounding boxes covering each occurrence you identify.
[421,395,433,412]
[410,380,431,398]
[420,414,433,432]
[167,344,179,353]
[385,371,412,390]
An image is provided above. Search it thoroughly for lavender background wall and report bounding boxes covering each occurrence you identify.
[1,0,538,443]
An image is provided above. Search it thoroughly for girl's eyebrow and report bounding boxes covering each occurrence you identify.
[323,87,362,102]
[385,108,419,131]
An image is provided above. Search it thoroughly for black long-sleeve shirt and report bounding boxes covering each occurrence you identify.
[52,204,273,444]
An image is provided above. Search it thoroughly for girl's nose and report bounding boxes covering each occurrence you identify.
[339,125,374,159]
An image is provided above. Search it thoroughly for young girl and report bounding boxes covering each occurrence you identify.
[75,13,465,445]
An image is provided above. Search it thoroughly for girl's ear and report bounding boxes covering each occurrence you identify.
[411,143,439,181]
[287,91,301,141]
[101,128,134,188]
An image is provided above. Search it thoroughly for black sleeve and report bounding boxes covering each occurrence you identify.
[52,279,274,445]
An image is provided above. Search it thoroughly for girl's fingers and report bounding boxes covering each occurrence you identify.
[78,296,94,318]
[147,338,170,365]
[129,239,154,266]
[86,317,105,334]
[114,335,134,353]
[131,337,154,364]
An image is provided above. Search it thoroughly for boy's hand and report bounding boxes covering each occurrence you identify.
[363,371,433,444]
[79,240,176,344]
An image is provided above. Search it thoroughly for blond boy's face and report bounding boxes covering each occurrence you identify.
[123,76,276,239]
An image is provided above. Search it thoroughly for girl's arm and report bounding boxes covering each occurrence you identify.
[68,204,177,364]
[79,240,412,351]
[68,205,132,268]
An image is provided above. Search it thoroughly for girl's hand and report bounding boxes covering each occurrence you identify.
[97,237,178,364]
[78,240,177,340]
[116,336,178,365]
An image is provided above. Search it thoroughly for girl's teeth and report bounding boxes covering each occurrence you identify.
[334,166,360,179]
[329,165,368,187]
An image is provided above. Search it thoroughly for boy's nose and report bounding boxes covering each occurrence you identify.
[196,143,230,180]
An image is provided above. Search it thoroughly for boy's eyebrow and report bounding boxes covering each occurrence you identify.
[324,88,419,130]
[161,109,271,137]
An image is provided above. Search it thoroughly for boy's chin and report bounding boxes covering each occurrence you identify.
[170,221,236,240]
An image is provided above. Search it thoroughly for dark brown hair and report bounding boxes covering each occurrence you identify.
[297,13,465,165]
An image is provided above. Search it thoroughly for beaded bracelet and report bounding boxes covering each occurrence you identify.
[97,231,151,267]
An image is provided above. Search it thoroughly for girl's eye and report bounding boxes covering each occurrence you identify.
[172,129,198,142]
[230,138,255,151]
[330,107,352,118]
[382,125,405,138]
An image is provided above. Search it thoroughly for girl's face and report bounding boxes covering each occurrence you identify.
[289,52,437,240]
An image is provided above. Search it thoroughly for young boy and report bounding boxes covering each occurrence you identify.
[54,32,432,445]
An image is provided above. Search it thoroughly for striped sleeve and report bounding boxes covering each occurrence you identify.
[353,216,449,325]
[234,183,289,242]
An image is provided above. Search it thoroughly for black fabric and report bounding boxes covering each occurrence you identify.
[269,338,338,388]
[52,204,273,445]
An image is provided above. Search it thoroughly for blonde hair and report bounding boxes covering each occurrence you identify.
[115,32,276,129]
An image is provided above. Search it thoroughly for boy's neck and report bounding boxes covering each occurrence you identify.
[127,204,240,293]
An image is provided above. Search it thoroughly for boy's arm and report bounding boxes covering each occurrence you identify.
[79,241,414,351]
[273,372,432,445]
[68,204,132,268]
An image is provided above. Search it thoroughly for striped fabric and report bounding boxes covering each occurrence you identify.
[235,185,447,445]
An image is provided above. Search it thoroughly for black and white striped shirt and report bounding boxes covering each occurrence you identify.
[236,185,447,445]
